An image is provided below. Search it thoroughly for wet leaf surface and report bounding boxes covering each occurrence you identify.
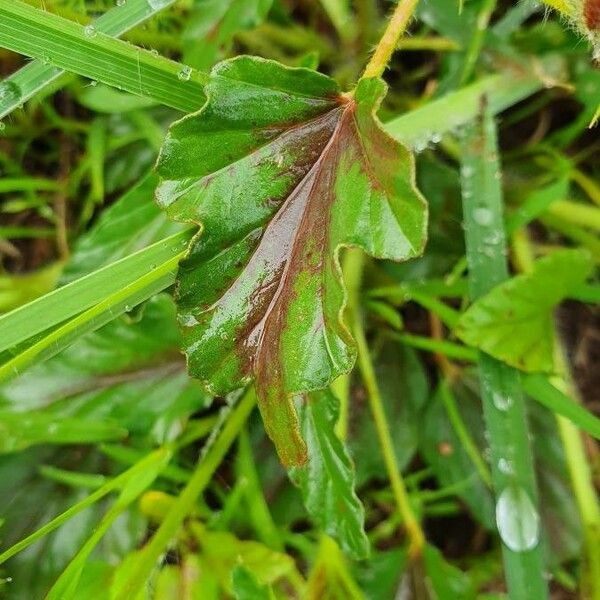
[156,56,427,465]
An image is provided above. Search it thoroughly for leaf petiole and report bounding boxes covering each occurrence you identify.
[362,0,420,79]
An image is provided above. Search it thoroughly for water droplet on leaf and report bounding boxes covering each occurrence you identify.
[0,81,22,105]
[492,391,512,411]
[177,66,192,81]
[473,207,493,226]
[84,24,98,38]
[496,486,540,552]
[147,0,171,9]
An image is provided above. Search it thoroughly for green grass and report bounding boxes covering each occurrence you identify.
[0,0,598,598]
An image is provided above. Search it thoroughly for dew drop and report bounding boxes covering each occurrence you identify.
[150,49,159,57]
[177,65,192,81]
[147,0,171,9]
[90,80,98,87]
[496,486,540,552]
[492,391,513,411]
[498,458,513,475]
[472,207,493,226]
[124,304,132,312]
[84,24,98,38]
[116,0,126,5]
[0,81,22,105]
[461,165,474,178]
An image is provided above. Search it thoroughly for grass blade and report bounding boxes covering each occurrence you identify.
[0,229,190,355]
[386,73,543,149]
[0,0,208,113]
[114,389,257,599]
[0,0,177,119]
[0,448,171,565]
[460,99,548,599]
[523,374,600,440]
[0,245,186,382]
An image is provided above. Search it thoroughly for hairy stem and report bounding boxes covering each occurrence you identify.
[362,0,420,79]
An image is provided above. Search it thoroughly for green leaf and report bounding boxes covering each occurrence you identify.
[0,0,176,119]
[46,449,171,600]
[61,173,183,284]
[523,373,600,440]
[156,56,427,466]
[456,249,593,372]
[421,544,475,599]
[0,230,190,357]
[0,295,210,445]
[190,521,300,593]
[0,0,208,113]
[231,565,275,600]
[305,536,363,600]
[420,376,495,528]
[289,389,369,559]
[183,0,274,70]
[0,411,126,453]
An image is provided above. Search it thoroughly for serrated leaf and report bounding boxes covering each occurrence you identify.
[289,389,369,559]
[156,56,427,466]
[456,249,593,372]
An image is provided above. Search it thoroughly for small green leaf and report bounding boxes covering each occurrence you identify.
[231,565,275,600]
[456,249,593,372]
[421,544,475,599]
[190,522,301,593]
[183,0,273,70]
[289,389,369,559]
[156,56,427,466]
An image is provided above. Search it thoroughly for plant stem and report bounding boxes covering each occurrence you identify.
[362,0,420,79]
[346,248,426,557]
[459,0,496,86]
[115,389,257,599]
[460,99,548,599]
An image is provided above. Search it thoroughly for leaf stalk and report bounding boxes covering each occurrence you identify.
[362,0,420,79]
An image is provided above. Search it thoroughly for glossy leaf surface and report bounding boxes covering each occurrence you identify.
[156,56,427,465]
[289,390,369,559]
[457,249,593,372]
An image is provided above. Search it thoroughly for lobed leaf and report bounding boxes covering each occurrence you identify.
[456,249,593,372]
[156,56,427,466]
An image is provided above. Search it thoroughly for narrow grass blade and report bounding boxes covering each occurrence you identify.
[0,0,176,119]
[0,229,190,355]
[0,0,208,113]
[0,245,186,382]
[460,100,548,599]
[523,374,600,440]
[0,448,170,565]
[114,389,257,599]
[386,73,543,149]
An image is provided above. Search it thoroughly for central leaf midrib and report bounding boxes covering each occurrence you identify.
[253,102,355,373]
